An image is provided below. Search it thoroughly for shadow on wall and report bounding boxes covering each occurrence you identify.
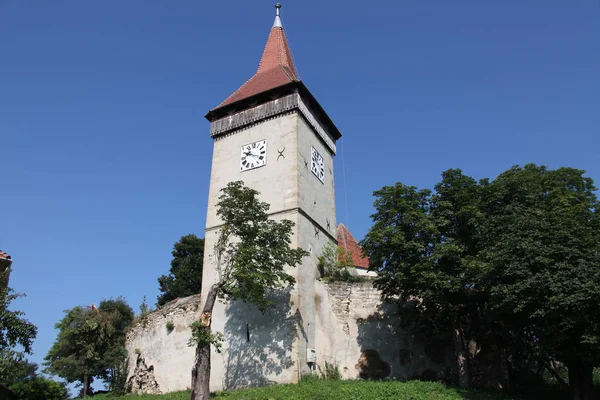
[356,299,453,382]
[223,290,295,389]
[355,301,398,380]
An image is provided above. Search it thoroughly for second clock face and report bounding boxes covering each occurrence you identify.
[240,140,267,171]
[311,146,325,182]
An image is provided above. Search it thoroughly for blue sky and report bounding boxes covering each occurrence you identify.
[1,0,599,379]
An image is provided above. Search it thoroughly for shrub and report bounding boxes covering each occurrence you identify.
[10,377,69,400]
[166,321,175,332]
[317,243,364,282]
[320,361,342,381]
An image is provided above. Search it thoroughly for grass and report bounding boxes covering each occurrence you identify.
[90,380,523,400]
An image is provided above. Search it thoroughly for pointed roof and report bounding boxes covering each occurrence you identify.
[0,250,12,273]
[0,250,11,261]
[337,224,370,270]
[214,4,300,109]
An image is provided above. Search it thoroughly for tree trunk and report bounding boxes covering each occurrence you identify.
[567,356,594,400]
[541,359,569,390]
[452,317,472,388]
[190,284,220,400]
[83,369,89,398]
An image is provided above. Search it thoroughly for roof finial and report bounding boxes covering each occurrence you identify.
[273,3,283,28]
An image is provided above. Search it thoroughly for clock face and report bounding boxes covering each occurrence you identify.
[240,140,267,171]
[311,146,325,182]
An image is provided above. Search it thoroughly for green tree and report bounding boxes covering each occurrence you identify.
[10,376,69,400]
[98,297,134,393]
[157,234,205,307]
[361,165,600,399]
[317,242,359,282]
[44,298,134,398]
[360,170,490,387]
[482,165,600,400]
[0,286,37,385]
[189,181,309,400]
[0,355,37,387]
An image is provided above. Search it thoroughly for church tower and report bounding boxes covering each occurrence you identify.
[201,4,342,389]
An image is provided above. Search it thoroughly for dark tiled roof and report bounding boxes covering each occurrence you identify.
[214,25,299,109]
[337,224,370,270]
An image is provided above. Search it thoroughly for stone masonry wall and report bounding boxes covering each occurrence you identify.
[125,295,203,394]
[125,281,453,394]
[314,281,451,381]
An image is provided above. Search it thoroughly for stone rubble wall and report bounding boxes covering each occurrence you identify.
[125,295,203,394]
[314,281,451,381]
[125,281,452,394]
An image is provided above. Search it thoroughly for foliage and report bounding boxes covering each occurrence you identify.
[188,321,224,353]
[157,234,205,307]
[322,362,342,381]
[317,242,363,282]
[360,165,600,397]
[360,169,490,387]
[301,362,342,382]
[109,357,129,397]
[0,286,37,385]
[481,165,600,398]
[138,296,151,318]
[99,296,135,391]
[166,320,175,332]
[362,169,487,309]
[10,376,69,400]
[190,181,310,398]
[43,297,134,397]
[212,181,309,311]
[90,380,522,400]
[0,350,38,386]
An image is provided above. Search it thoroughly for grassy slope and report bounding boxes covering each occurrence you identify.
[91,380,521,400]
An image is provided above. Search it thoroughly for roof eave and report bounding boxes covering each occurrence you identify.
[205,81,342,141]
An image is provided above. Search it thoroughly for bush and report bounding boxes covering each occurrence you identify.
[320,361,342,381]
[166,321,175,332]
[317,243,364,282]
[10,377,69,400]
[110,359,129,396]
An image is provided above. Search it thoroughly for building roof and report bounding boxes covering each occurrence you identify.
[0,250,11,261]
[213,6,300,110]
[337,224,370,270]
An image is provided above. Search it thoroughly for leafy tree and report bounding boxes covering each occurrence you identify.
[482,165,600,400]
[98,297,134,393]
[44,298,134,398]
[0,353,37,387]
[157,234,205,307]
[0,286,37,385]
[317,242,360,282]
[10,376,69,400]
[361,165,600,399]
[360,170,490,387]
[138,295,152,318]
[189,181,309,400]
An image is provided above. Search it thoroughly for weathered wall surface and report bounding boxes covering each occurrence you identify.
[314,281,451,381]
[125,295,203,394]
[125,281,452,394]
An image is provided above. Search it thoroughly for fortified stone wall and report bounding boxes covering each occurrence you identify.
[313,281,451,381]
[125,281,453,394]
[125,295,203,394]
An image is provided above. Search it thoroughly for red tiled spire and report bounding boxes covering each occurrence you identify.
[215,4,300,109]
[337,224,370,270]
[0,250,11,261]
